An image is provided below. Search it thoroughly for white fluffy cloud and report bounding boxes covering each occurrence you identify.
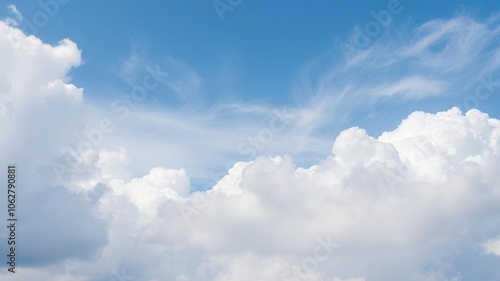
[0,15,107,278]
[12,107,496,281]
[155,108,498,281]
[0,18,83,167]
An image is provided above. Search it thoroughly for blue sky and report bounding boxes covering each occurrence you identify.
[1,1,500,280]
[4,0,499,119]
[3,0,498,186]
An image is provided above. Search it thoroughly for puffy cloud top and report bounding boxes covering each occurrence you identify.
[65,107,500,281]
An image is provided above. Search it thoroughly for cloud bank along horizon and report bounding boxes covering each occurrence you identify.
[0,5,500,281]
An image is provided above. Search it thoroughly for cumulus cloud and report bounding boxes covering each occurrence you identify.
[6,107,496,280]
[0,16,107,276]
[0,20,83,165]
[147,109,498,281]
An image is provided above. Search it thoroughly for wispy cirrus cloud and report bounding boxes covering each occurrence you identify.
[292,13,500,134]
[368,75,448,100]
[3,4,22,26]
[75,13,500,186]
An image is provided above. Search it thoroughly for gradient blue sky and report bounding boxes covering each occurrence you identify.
[1,1,499,187]
[4,0,499,185]
[4,0,499,123]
